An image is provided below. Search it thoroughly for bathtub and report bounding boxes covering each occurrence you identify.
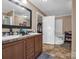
[55,34,65,45]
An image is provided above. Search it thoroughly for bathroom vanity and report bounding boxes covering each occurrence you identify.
[2,33,42,59]
[2,0,42,59]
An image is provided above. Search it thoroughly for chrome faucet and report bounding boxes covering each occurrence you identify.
[9,27,13,35]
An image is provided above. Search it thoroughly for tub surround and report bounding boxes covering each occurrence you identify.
[43,16,65,45]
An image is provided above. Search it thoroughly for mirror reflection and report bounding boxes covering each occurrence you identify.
[2,0,31,27]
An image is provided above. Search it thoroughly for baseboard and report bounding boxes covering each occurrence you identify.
[43,42,55,45]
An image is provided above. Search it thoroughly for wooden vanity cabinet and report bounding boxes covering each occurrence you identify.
[13,40,24,59]
[35,35,42,58]
[24,35,42,59]
[3,34,42,59]
[2,40,24,59]
[3,43,14,59]
[24,37,35,59]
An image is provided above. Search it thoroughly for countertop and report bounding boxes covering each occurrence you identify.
[2,33,42,44]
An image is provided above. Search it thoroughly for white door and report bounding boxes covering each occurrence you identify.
[55,19,63,34]
[43,16,55,44]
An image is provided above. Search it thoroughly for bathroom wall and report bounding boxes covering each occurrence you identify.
[25,1,45,32]
[43,16,55,44]
[72,0,76,58]
[3,11,13,16]
[55,19,63,34]
[63,16,72,32]
[56,15,72,33]
[14,15,30,26]
[2,1,46,32]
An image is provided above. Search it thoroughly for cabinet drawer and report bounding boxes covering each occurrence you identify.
[26,48,34,55]
[25,37,34,49]
[3,40,24,49]
[26,44,34,49]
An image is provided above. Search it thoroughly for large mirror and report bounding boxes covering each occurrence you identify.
[2,0,32,28]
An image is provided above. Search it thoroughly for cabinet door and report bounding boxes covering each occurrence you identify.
[26,37,34,49]
[39,35,42,52]
[3,40,24,59]
[25,37,35,59]
[13,40,24,59]
[3,44,14,59]
[35,35,42,58]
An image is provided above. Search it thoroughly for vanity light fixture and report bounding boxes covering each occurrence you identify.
[13,0,20,3]
[12,0,27,4]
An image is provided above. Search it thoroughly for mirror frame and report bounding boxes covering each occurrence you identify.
[2,0,32,29]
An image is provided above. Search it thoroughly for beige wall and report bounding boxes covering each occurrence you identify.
[25,1,45,32]
[72,0,76,59]
[3,11,13,16]
[2,1,45,32]
[56,15,72,33]
[63,16,72,32]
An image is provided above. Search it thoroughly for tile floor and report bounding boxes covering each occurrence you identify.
[43,42,71,59]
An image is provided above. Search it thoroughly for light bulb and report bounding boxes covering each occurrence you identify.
[42,0,47,2]
[21,0,27,4]
[13,0,20,3]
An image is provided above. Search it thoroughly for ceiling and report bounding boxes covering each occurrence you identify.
[29,0,72,16]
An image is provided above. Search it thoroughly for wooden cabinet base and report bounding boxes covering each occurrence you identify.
[3,34,42,59]
[3,40,24,59]
[35,35,42,58]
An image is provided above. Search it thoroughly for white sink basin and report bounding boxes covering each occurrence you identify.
[2,33,40,41]
[2,35,22,41]
[28,33,39,35]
